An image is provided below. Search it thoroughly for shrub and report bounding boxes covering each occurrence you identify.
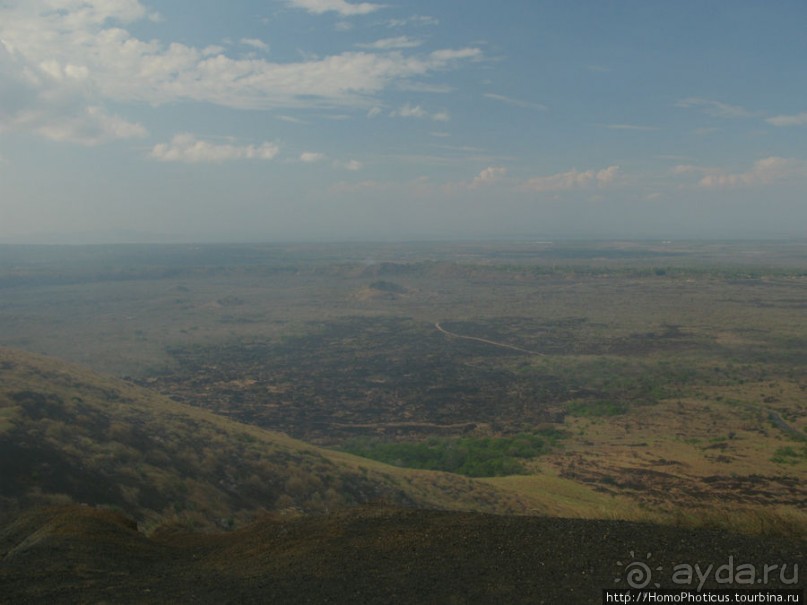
[770,445,807,465]
[566,400,628,417]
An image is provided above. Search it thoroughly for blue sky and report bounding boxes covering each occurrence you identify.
[1,0,806,242]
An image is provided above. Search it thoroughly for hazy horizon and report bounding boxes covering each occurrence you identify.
[2,1,806,244]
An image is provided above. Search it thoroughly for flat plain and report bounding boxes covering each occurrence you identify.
[0,239,804,527]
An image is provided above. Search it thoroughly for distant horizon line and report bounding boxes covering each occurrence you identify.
[1,232,805,246]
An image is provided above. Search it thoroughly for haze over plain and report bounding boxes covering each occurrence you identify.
[1,0,806,242]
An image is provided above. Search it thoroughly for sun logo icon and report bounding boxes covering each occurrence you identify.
[615,551,663,589]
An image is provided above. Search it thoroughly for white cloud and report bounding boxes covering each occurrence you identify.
[429,48,482,62]
[336,167,506,197]
[671,164,701,176]
[150,134,280,163]
[332,159,363,171]
[0,38,146,144]
[484,93,547,111]
[278,115,308,124]
[241,38,268,51]
[0,1,482,120]
[386,15,439,28]
[330,179,385,194]
[431,143,484,154]
[391,104,426,118]
[593,165,619,185]
[300,151,325,162]
[357,36,422,50]
[676,97,755,119]
[469,166,507,189]
[366,106,382,118]
[523,166,620,192]
[39,0,153,26]
[390,103,449,121]
[604,124,658,131]
[396,81,453,94]
[34,105,147,145]
[674,156,807,189]
[287,0,383,16]
[0,41,43,130]
[766,112,807,127]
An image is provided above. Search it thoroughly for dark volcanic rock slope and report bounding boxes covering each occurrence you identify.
[1,505,803,605]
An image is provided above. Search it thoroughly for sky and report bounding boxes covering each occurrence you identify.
[1,0,806,242]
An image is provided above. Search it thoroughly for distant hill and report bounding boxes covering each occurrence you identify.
[0,347,534,531]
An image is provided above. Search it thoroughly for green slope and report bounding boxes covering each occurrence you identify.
[0,347,534,531]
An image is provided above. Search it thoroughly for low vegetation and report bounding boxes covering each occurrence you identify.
[0,348,538,531]
[341,429,566,477]
[565,400,628,417]
[770,444,807,465]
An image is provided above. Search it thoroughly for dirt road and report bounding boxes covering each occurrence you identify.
[435,322,544,356]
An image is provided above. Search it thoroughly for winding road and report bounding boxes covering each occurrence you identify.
[768,411,807,441]
[436,322,805,441]
[434,322,545,356]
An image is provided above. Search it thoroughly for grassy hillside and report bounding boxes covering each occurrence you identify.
[0,347,538,531]
[2,344,805,539]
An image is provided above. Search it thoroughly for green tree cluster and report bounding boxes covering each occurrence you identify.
[342,430,564,477]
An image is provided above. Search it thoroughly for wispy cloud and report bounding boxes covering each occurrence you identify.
[397,81,454,94]
[400,105,437,119]
[484,93,547,111]
[332,167,507,197]
[429,143,485,154]
[386,15,439,28]
[288,0,384,17]
[0,35,147,145]
[333,159,363,171]
[150,134,280,163]
[278,115,308,124]
[603,124,658,131]
[34,106,147,146]
[3,96,147,146]
[0,0,482,134]
[766,112,807,127]
[469,166,507,189]
[676,97,756,119]
[241,38,268,51]
[390,103,449,121]
[300,151,326,162]
[673,156,807,188]
[523,166,620,192]
[429,48,482,62]
[357,36,422,50]
[330,180,376,194]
